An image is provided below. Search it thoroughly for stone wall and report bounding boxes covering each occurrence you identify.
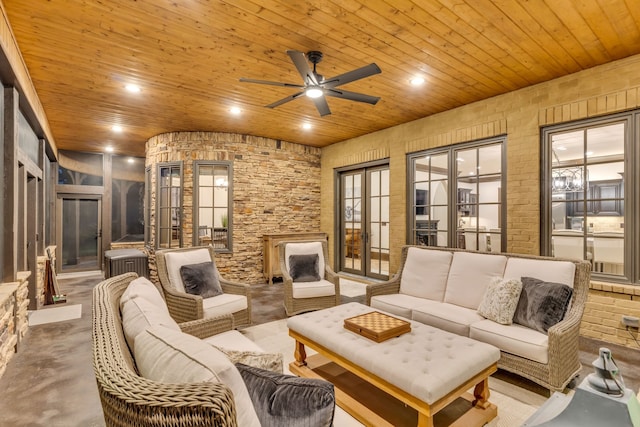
[145,132,322,284]
[0,273,30,381]
[321,53,640,350]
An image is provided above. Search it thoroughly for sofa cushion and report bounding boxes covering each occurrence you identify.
[134,326,261,427]
[180,261,223,298]
[412,301,484,337]
[292,280,336,299]
[120,276,166,308]
[444,252,508,310]
[204,330,265,353]
[164,249,214,293]
[399,248,453,301]
[370,294,427,319]
[284,242,325,278]
[288,254,321,282]
[470,319,549,364]
[236,363,335,427]
[477,277,523,325]
[512,277,573,334]
[503,257,575,287]
[202,293,248,319]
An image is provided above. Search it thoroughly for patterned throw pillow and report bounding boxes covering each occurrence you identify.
[213,347,283,374]
[477,277,523,325]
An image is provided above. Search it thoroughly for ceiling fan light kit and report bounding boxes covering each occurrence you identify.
[240,50,381,116]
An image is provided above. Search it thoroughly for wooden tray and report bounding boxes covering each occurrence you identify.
[344,311,411,343]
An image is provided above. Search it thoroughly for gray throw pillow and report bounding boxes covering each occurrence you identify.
[235,363,335,427]
[512,276,573,334]
[179,261,223,298]
[288,254,321,282]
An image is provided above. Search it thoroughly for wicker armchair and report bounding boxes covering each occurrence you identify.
[92,272,238,427]
[278,240,340,316]
[155,246,251,327]
[366,245,591,392]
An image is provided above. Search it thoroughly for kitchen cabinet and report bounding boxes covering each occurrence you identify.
[457,188,477,216]
[567,179,623,217]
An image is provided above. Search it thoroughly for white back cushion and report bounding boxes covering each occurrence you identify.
[284,241,325,276]
[135,326,260,427]
[444,252,508,309]
[164,249,213,293]
[120,276,166,308]
[503,258,576,288]
[399,248,453,301]
[120,295,180,352]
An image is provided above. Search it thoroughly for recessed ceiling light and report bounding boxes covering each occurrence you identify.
[302,123,312,130]
[125,84,141,93]
[410,76,425,86]
[111,125,123,132]
[105,146,114,153]
[229,107,242,115]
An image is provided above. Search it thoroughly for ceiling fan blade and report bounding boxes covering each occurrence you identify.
[287,50,318,85]
[322,63,381,88]
[266,91,306,108]
[239,77,304,89]
[312,96,331,117]
[325,88,380,105]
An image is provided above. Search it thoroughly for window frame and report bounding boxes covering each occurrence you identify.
[541,112,635,284]
[192,160,233,252]
[407,136,507,251]
[155,161,183,249]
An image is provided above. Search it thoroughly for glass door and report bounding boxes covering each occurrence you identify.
[340,166,390,280]
[57,196,102,272]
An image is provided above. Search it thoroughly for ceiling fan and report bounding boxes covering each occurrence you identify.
[240,50,381,117]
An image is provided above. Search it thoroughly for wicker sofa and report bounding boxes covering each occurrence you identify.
[366,245,591,392]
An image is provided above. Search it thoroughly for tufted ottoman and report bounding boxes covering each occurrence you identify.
[287,302,500,427]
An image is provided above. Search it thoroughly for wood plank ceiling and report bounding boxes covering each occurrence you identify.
[4,0,640,158]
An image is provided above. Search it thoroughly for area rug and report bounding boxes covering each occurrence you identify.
[28,304,82,326]
[241,319,547,427]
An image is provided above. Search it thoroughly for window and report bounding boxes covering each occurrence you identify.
[111,155,144,242]
[193,161,232,251]
[156,162,183,249]
[144,166,151,246]
[408,137,505,252]
[542,115,633,282]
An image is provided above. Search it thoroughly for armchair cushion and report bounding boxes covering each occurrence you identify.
[134,325,261,427]
[202,293,248,319]
[236,363,335,427]
[284,242,325,278]
[288,254,321,282]
[291,280,336,299]
[164,248,215,293]
[180,261,223,298]
[477,277,523,325]
[513,277,573,334]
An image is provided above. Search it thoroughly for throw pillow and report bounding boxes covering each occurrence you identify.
[236,363,335,427]
[213,347,283,374]
[513,277,573,334]
[135,326,261,427]
[477,277,523,325]
[179,261,223,298]
[288,254,321,282]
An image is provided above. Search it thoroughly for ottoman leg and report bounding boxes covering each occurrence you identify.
[294,340,307,367]
[472,377,491,409]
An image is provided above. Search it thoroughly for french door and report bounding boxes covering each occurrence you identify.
[56,195,102,272]
[339,165,389,280]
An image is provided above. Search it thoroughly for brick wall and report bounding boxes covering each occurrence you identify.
[146,132,321,284]
[321,54,640,349]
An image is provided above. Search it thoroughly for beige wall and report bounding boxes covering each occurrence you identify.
[321,54,640,348]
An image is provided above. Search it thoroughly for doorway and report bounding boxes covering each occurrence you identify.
[56,195,102,272]
[339,165,390,280]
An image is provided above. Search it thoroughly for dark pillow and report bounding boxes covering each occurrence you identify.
[179,261,223,298]
[288,254,321,282]
[512,277,573,334]
[235,363,335,427]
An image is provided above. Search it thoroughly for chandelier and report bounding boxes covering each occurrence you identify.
[552,167,586,193]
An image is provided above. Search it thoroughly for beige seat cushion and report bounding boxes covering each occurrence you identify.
[164,249,214,293]
[135,325,261,427]
[444,252,508,310]
[284,242,325,278]
[400,248,453,301]
[292,279,336,299]
[202,293,247,318]
[370,293,428,319]
[470,319,549,364]
[412,301,484,337]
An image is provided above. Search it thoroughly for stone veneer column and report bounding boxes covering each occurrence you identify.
[145,132,322,284]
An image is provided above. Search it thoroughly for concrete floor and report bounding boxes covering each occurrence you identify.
[0,272,638,426]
